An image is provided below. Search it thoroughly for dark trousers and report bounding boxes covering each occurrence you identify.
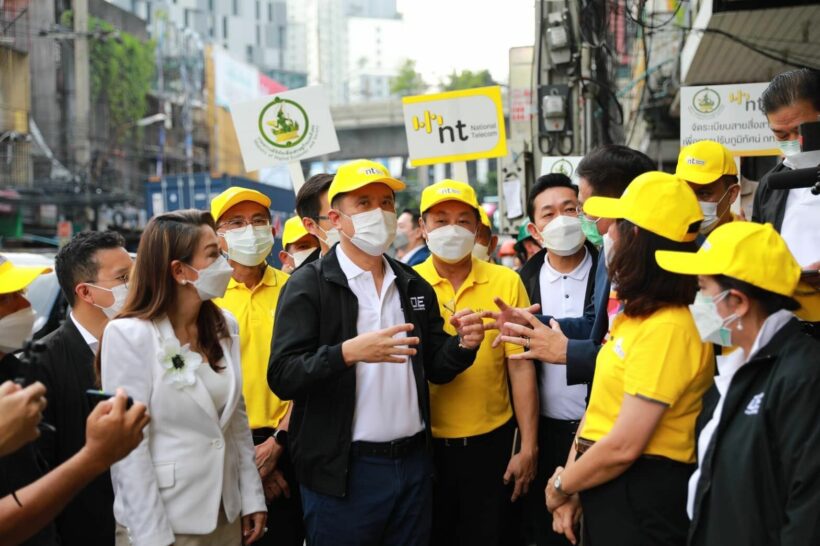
[252,430,305,546]
[300,443,432,546]
[580,455,694,546]
[431,420,519,546]
[524,417,579,546]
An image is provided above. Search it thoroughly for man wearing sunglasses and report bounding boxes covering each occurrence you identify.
[33,230,133,545]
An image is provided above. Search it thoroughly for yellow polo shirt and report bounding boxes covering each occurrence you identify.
[415,256,530,438]
[580,306,714,463]
[214,265,290,430]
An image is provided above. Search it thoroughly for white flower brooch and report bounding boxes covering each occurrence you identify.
[158,337,202,389]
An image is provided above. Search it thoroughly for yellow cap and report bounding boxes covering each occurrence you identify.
[0,255,51,295]
[478,206,491,229]
[328,159,405,205]
[210,186,271,222]
[675,140,738,185]
[281,216,311,248]
[420,179,480,214]
[655,222,801,297]
[583,171,703,242]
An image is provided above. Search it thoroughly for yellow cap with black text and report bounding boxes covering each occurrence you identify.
[675,140,738,185]
[420,179,480,214]
[583,171,703,242]
[328,159,405,205]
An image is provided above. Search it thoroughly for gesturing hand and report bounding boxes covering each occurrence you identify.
[481,297,541,348]
[342,323,420,365]
[499,309,569,364]
[450,309,486,350]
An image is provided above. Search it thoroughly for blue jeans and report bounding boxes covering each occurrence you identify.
[300,446,432,546]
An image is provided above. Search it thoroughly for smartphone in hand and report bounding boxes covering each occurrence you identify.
[85,389,134,411]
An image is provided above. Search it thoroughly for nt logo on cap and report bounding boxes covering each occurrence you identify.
[437,188,461,195]
[359,167,384,176]
[686,157,706,166]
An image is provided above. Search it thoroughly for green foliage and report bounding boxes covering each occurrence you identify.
[441,69,496,91]
[61,11,156,143]
[390,60,427,97]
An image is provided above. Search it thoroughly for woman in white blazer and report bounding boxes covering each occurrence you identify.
[100,209,267,546]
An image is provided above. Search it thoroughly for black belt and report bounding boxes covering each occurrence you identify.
[351,431,425,459]
[434,419,514,448]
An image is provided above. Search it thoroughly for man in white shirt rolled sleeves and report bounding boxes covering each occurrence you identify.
[268,159,486,546]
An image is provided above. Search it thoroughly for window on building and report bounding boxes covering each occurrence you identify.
[246,45,254,63]
[223,16,228,38]
[232,0,239,16]
[184,9,190,28]
[209,0,214,10]
[268,2,273,22]
[256,25,261,46]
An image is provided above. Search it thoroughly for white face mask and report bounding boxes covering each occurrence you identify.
[777,139,801,158]
[0,306,37,354]
[602,233,615,270]
[500,256,516,269]
[783,148,820,170]
[689,290,739,347]
[340,208,397,257]
[221,225,273,266]
[698,186,735,234]
[288,248,315,269]
[539,215,586,257]
[427,225,476,264]
[316,225,341,249]
[183,255,234,301]
[472,242,490,261]
[86,282,129,319]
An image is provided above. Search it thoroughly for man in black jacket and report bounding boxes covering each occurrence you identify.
[753,68,820,271]
[516,174,598,546]
[34,231,132,545]
[269,159,485,546]
[294,172,336,271]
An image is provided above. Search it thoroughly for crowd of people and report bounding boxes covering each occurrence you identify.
[0,68,818,546]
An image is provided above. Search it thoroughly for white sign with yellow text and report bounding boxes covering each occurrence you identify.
[402,86,507,167]
[680,82,778,157]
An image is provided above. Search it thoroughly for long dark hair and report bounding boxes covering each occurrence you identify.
[97,210,229,377]
[610,220,699,318]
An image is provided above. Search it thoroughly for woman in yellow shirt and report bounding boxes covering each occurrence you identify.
[527,172,714,546]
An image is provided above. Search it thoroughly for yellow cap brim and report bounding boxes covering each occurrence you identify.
[330,177,405,205]
[794,280,820,322]
[677,168,722,185]
[212,190,271,222]
[421,195,479,214]
[0,265,52,294]
[582,196,624,220]
[655,249,725,276]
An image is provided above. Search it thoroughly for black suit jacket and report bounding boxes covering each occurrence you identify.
[33,318,115,545]
[0,353,58,546]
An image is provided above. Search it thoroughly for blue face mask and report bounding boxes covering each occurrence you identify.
[777,139,801,158]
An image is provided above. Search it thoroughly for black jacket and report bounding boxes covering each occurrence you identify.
[520,244,605,388]
[752,160,789,230]
[688,318,820,546]
[33,318,115,546]
[0,354,58,546]
[268,246,477,497]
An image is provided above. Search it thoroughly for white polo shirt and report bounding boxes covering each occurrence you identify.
[336,245,424,442]
[538,248,592,420]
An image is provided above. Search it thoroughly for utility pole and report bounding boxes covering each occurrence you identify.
[74,0,92,226]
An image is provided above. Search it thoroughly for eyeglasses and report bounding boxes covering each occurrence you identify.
[217,217,271,231]
[88,273,130,289]
[578,211,601,223]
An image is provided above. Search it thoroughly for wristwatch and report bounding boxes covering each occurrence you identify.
[553,473,569,497]
[272,429,288,447]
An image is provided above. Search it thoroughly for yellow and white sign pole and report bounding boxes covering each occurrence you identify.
[230,85,339,194]
[402,86,507,185]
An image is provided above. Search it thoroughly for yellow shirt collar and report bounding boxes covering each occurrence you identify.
[226,265,283,291]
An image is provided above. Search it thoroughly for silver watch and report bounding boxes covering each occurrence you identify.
[554,473,568,496]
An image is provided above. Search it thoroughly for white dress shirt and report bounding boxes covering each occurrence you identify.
[686,309,794,519]
[70,312,98,354]
[336,245,424,442]
[538,248,592,420]
[779,186,820,267]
